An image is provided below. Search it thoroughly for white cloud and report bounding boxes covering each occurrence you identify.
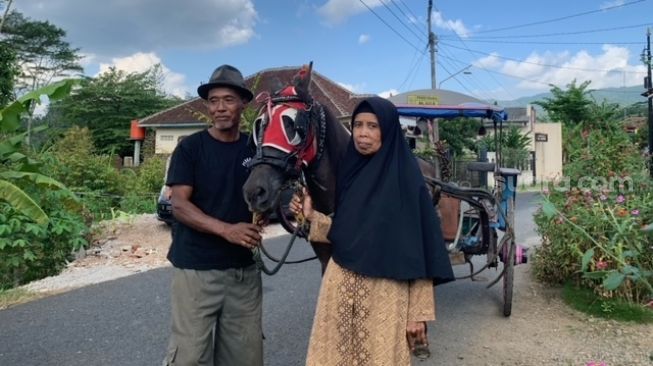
[431,11,470,37]
[484,45,647,98]
[318,0,382,25]
[14,0,258,57]
[378,89,399,98]
[600,0,625,10]
[98,52,190,98]
[358,34,371,44]
[473,53,502,69]
[337,82,366,93]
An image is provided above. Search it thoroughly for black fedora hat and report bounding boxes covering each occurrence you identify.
[197,65,253,102]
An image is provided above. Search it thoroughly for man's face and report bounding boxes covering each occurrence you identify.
[206,87,245,131]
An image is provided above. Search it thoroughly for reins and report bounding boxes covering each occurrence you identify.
[251,175,315,275]
[248,90,327,275]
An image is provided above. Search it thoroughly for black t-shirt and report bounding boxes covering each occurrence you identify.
[165,129,254,270]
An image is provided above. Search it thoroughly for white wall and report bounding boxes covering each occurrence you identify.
[155,127,204,154]
[484,122,562,187]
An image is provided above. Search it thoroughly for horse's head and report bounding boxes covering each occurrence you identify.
[243,63,325,216]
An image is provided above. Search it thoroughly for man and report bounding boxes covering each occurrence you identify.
[163,65,263,366]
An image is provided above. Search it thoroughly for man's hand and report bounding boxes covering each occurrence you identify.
[406,321,428,351]
[222,223,262,249]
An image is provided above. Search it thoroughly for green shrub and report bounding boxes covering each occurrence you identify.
[118,155,165,214]
[44,127,125,220]
[533,127,653,304]
[0,190,88,289]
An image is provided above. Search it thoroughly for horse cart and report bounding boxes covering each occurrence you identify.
[242,63,526,318]
[395,103,526,317]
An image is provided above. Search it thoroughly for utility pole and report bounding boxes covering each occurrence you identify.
[645,28,653,178]
[647,28,653,178]
[427,0,437,89]
[426,0,441,178]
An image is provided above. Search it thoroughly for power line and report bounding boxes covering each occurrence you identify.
[397,0,423,27]
[438,61,482,99]
[440,41,648,74]
[443,27,517,100]
[438,52,648,91]
[358,0,424,53]
[398,45,428,91]
[390,0,428,37]
[449,39,644,45]
[438,44,498,100]
[378,0,425,43]
[404,52,428,92]
[440,22,653,40]
[473,0,649,35]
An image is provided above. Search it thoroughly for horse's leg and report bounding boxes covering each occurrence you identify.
[310,241,332,275]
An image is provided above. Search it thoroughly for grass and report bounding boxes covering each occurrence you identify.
[0,288,46,310]
[562,281,653,323]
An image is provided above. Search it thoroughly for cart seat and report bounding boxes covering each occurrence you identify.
[466,162,495,172]
[438,193,460,242]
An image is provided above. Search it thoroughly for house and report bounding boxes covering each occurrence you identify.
[389,89,562,185]
[138,66,370,154]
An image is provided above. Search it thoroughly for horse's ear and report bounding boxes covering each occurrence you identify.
[293,61,313,102]
[271,76,284,94]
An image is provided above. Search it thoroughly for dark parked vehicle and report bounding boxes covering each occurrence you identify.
[156,185,174,225]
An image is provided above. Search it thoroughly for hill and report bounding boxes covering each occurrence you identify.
[495,85,647,108]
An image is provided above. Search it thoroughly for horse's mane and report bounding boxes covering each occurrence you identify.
[305,103,350,215]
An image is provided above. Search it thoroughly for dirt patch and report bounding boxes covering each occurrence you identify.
[22,214,288,294]
[443,264,653,366]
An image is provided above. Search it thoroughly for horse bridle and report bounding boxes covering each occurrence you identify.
[247,90,327,177]
[247,89,328,275]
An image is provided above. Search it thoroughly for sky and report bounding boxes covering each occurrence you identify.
[8,0,653,102]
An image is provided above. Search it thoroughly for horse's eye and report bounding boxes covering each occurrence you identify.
[280,109,300,145]
[252,116,263,145]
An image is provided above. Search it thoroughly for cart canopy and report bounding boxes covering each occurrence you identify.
[396,102,508,122]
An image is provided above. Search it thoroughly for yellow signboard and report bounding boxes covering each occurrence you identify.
[407,95,440,106]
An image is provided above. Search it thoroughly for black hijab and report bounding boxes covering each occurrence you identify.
[327,97,454,284]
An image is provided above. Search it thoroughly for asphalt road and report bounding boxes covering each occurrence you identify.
[0,192,541,366]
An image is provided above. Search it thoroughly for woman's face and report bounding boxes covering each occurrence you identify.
[352,112,382,155]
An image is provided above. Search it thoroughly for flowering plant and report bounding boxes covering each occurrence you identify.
[536,187,653,303]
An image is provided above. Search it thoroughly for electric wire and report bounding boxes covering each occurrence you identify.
[358,0,424,53]
[473,0,649,35]
[440,40,647,74]
[450,39,644,45]
[398,44,428,91]
[439,22,653,40]
[378,0,425,42]
[390,0,428,37]
[441,23,517,100]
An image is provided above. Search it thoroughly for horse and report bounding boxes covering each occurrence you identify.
[242,63,442,274]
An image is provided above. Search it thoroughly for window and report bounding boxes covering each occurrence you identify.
[160,135,174,141]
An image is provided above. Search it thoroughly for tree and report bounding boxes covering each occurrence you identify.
[1,11,82,94]
[0,79,79,224]
[49,66,181,156]
[533,80,594,126]
[1,9,83,145]
[439,117,481,156]
[478,126,531,169]
[0,44,17,107]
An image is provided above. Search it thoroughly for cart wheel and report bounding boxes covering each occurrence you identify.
[503,238,515,316]
[503,199,515,317]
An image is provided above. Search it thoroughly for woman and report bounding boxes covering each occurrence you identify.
[291,97,454,365]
